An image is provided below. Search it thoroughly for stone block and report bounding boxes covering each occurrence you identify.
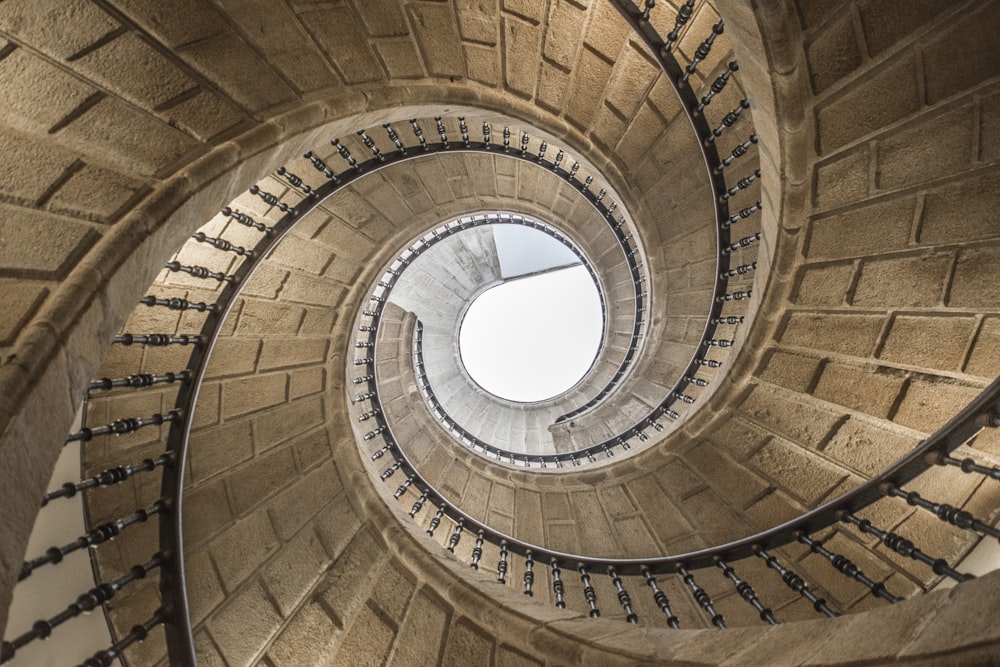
[898,570,1000,660]
[188,418,253,482]
[290,366,325,399]
[605,45,656,120]
[370,559,416,624]
[266,601,338,666]
[59,96,201,177]
[253,395,325,453]
[183,479,233,548]
[455,0,497,44]
[0,206,97,280]
[853,253,950,308]
[949,246,1000,309]
[258,336,328,370]
[221,372,286,419]
[583,0,629,63]
[745,489,806,530]
[209,508,278,592]
[226,447,297,515]
[0,280,47,346]
[503,17,540,97]
[812,362,905,419]
[893,378,981,433]
[981,89,1000,162]
[203,337,261,378]
[824,418,918,476]
[267,461,337,540]
[268,235,334,275]
[0,48,98,135]
[805,11,862,93]
[565,47,612,131]
[318,527,386,624]
[966,317,1000,378]
[496,644,542,667]
[759,350,823,393]
[166,88,245,142]
[816,56,921,154]
[750,437,847,505]
[375,38,425,79]
[686,441,770,508]
[793,262,853,306]
[877,105,974,191]
[878,315,976,372]
[921,1,1000,104]
[740,385,845,449]
[236,299,305,335]
[73,32,193,110]
[210,579,283,667]
[0,129,77,202]
[544,1,583,68]
[0,0,118,58]
[781,312,883,358]
[919,172,1000,246]
[806,196,914,260]
[47,161,146,222]
[812,146,869,210]
[408,4,465,78]
[441,618,494,667]
[264,527,330,617]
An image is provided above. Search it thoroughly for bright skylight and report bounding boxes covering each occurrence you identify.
[459,264,603,402]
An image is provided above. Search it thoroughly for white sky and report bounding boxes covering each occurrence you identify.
[493,224,580,278]
[459,263,602,402]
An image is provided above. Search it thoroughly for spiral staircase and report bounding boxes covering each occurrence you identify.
[2,0,1000,665]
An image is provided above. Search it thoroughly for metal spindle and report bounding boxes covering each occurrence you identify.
[661,0,695,54]
[331,138,359,169]
[191,232,254,258]
[551,560,566,608]
[20,499,168,581]
[248,185,295,213]
[434,116,449,148]
[498,540,508,583]
[756,547,839,617]
[697,61,739,113]
[221,206,273,234]
[677,564,725,628]
[164,261,236,284]
[723,232,762,254]
[841,513,973,583]
[138,295,214,312]
[410,491,428,517]
[642,567,680,628]
[275,166,316,197]
[795,532,900,604]
[357,130,385,162]
[79,608,165,667]
[448,519,465,552]
[43,453,172,506]
[609,567,638,623]
[524,550,535,596]
[935,452,1000,482]
[471,529,484,569]
[722,200,762,228]
[681,19,724,84]
[888,485,1000,540]
[89,371,189,393]
[427,504,445,536]
[66,410,182,444]
[717,288,752,302]
[304,150,338,180]
[721,261,757,279]
[393,474,414,499]
[707,98,751,143]
[1,552,166,664]
[579,564,600,617]
[715,557,776,624]
[720,168,761,201]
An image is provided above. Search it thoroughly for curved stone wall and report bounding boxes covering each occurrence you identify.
[3,0,1000,666]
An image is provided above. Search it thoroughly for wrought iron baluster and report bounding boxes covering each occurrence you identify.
[707,98,751,143]
[795,532,900,604]
[841,513,973,583]
[221,206,273,234]
[524,550,535,596]
[448,519,465,552]
[661,0,695,54]
[697,61,739,113]
[89,371,190,393]
[66,410,182,444]
[551,560,566,608]
[138,295,214,312]
[164,261,236,284]
[642,567,679,628]
[79,608,165,667]
[331,138,359,169]
[471,529,485,570]
[678,564,725,628]
[608,566,638,623]
[756,547,839,618]
[43,453,172,506]
[681,19,724,84]
[887,484,1000,540]
[579,564,600,617]
[427,504,445,536]
[303,150,338,180]
[249,185,295,214]
[275,166,317,197]
[714,557,776,625]
[498,540,509,583]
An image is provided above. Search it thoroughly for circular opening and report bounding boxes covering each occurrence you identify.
[459,262,603,402]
